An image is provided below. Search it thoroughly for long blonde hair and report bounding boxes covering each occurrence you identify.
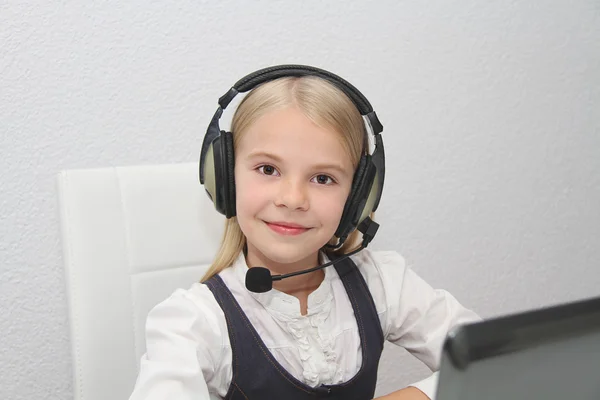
[201,76,373,282]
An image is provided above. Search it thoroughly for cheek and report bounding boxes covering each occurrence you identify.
[235,173,258,210]
[315,190,349,224]
[234,168,270,216]
[234,177,260,236]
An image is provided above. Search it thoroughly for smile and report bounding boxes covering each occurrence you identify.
[264,221,311,236]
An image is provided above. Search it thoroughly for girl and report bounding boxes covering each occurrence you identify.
[129,65,480,400]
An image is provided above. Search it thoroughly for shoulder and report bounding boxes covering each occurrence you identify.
[349,248,409,294]
[147,281,225,327]
[144,281,228,365]
[349,248,407,274]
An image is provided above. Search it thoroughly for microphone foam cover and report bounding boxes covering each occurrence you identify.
[245,267,273,293]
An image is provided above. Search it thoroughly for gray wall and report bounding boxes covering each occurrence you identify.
[1,1,599,399]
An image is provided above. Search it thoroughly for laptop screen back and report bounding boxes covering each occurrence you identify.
[436,296,600,400]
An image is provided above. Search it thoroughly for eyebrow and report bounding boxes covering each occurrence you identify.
[247,151,283,162]
[246,151,350,176]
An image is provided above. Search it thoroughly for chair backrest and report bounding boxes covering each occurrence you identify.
[57,162,224,400]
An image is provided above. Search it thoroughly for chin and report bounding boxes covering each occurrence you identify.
[241,219,335,265]
[254,241,321,265]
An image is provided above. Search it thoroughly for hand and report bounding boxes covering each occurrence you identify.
[374,386,430,400]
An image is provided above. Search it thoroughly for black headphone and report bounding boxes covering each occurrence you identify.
[199,65,385,247]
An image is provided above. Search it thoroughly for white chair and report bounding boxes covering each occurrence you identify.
[57,162,225,400]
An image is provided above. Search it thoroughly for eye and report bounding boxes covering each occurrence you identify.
[312,174,335,185]
[257,164,280,176]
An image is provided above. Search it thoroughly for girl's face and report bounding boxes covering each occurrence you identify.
[234,106,355,268]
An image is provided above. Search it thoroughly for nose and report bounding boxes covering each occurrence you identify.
[274,177,309,211]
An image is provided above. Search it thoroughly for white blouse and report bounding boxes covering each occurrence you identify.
[129,249,481,400]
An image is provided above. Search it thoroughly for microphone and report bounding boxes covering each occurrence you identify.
[245,218,379,293]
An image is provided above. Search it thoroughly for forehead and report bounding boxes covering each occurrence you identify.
[236,107,354,168]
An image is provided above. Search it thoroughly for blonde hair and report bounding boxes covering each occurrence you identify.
[201,76,373,282]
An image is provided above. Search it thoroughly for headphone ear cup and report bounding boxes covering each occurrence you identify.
[198,127,236,218]
[199,115,222,208]
[336,156,376,241]
[200,137,220,211]
[221,131,237,218]
[209,135,226,216]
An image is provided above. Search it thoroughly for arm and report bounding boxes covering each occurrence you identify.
[129,287,227,400]
[386,261,481,369]
[375,386,430,400]
[358,250,481,400]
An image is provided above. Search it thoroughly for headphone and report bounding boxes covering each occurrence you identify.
[199,65,385,248]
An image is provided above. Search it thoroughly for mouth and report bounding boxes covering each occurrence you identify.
[264,221,312,236]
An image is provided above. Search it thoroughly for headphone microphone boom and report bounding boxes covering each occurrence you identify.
[245,217,379,293]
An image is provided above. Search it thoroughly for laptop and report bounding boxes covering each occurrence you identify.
[436,295,600,400]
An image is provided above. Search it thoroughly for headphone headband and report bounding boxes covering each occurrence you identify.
[216,65,383,135]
